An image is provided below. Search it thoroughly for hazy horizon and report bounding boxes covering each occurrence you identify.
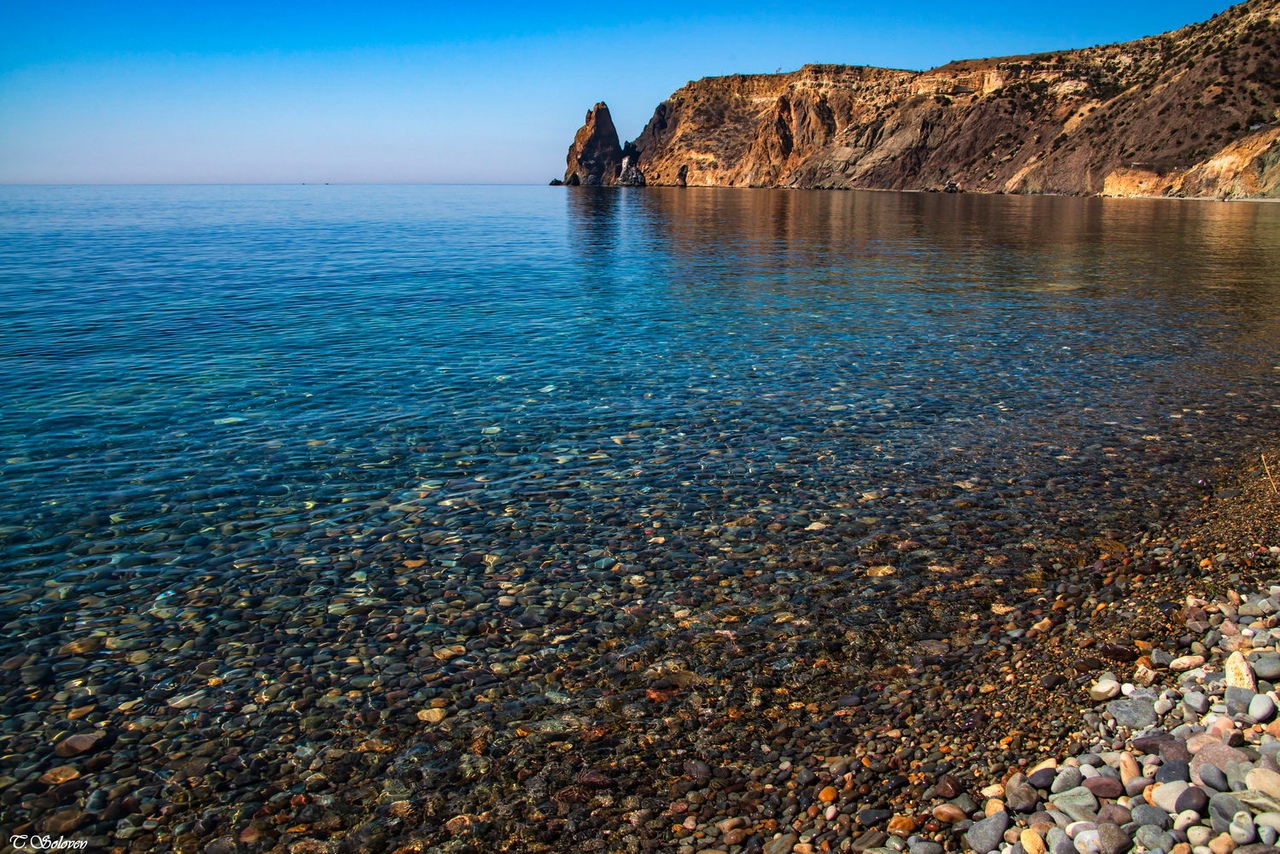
[1,0,1235,185]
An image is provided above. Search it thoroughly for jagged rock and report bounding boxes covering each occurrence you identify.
[618,155,646,187]
[564,103,626,187]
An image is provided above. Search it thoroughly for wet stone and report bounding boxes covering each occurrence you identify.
[764,834,800,854]
[1029,768,1059,790]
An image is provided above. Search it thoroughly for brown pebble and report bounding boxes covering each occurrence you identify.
[40,810,84,834]
[936,774,963,799]
[888,815,916,836]
[1209,832,1237,854]
[819,786,838,803]
[932,804,967,824]
[38,766,80,785]
[53,733,101,758]
[1021,829,1047,854]
[57,637,101,656]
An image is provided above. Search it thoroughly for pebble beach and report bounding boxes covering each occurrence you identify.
[2,445,1277,854]
[3,186,1280,854]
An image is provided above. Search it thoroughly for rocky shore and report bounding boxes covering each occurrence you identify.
[1,441,1278,854]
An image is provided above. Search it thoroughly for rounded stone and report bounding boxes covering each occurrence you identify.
[1084,777,1125,800]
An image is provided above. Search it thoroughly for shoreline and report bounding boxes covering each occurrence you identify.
[9,448,1276,854]
[561,184,1280,204]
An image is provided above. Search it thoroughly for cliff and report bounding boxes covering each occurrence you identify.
[563,0,1280,198]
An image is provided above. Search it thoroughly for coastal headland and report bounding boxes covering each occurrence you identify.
[561,0,1280,199]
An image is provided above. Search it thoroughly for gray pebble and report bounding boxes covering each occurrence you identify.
[1200,765,1231,792]
[1250,694,1277,723]
[1131,804,1172,829]
[1053,767,1085,794]
[964,810,1010,854]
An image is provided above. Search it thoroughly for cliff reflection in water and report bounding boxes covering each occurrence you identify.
[566,186,1280,351]
[564,186,1280,485]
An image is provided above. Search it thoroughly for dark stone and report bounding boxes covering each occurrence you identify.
[1028,768,1058,790]
[564,103,626,186]
[1156,760,1191,783]
[1084,776,1125,799]
[851,830,889,852]
[1200,764,1231,792]
[936,774,964,799]
[858,808,893,826]
[1100,643,1139,662]
[1007,776,1041,812]
[1176,785,1211,815]
[1134,825,1175,852]
[1131,732,1174,754]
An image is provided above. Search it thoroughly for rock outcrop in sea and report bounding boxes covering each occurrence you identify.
[563,103,626,186]
[563,0,1280,198]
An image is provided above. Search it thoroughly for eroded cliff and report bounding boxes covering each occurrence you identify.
[564,0,1280,198]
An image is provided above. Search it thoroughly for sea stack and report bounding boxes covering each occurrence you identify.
[564,102,626,186]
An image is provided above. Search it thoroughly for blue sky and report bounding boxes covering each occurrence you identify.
[0,1,1232,184]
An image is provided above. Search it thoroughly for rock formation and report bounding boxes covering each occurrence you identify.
[562,0,1280,198]
[563,103,626,186]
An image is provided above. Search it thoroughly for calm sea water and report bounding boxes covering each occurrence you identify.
[2,185,1280,636]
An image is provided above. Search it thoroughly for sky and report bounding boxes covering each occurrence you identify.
[0,0,1235,184]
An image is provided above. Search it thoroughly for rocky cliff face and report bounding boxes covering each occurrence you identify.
[563,103,625,186]
[565,0,1280,198]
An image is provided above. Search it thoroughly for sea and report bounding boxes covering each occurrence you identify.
[1,184,1279,845]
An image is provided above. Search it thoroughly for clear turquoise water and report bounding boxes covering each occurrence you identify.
[2,185,1280,618]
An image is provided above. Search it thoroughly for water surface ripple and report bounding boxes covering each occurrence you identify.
[1,184,1279,844]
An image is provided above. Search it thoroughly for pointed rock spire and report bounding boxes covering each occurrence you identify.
[564,102,625,186]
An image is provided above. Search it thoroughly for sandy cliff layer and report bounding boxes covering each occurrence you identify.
[564,0,1280,198]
